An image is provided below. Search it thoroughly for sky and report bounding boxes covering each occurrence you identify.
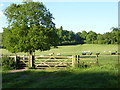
[0,0,119,34]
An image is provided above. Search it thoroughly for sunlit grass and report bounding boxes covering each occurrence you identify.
[0,44,118,56]
[35,44,118,56]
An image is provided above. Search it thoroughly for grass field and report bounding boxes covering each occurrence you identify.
[1,44,119,88]
[0,44,118,56]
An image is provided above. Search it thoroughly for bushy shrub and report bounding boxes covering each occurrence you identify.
[2,56,16,70]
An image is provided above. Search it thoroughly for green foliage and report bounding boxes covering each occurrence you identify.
[85,31,97,44]
[55,26,119,45]
[2,56,16,70]
[56,27,77,45]
[3,2,58,54]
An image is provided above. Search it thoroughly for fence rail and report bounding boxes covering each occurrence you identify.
[1,55,120,68]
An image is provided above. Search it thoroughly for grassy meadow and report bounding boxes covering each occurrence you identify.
[0,44,118,56]
[1,44,120,88]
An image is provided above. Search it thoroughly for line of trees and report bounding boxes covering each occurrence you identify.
[56,26,120,45]
[1,26,119,48]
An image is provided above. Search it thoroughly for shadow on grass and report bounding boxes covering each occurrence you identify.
[2,68,119,88]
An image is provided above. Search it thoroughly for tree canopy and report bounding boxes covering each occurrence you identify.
[56,26,120,45]
[3,2,58,54]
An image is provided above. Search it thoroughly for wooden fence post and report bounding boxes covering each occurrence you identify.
[72,55,78,68]
[29,55,34,68]
[29,55,32,67]
[96,55,99,65]
[14,56,17,69]
[77,55,80,64]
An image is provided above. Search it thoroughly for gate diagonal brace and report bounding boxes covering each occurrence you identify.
[45,56,57,62]
[42,62,50,67]
[20,60,28,65]
[55,62,63,67]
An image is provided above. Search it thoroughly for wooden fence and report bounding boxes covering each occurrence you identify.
[2,54,119,68]
[2,55,100,68]
[9,55,32,68]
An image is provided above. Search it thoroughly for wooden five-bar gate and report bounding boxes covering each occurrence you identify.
[35,55,72,68]
[7,55,98,69]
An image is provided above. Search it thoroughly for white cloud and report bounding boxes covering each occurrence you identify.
[0,10,4,17]
[0,4,4,7]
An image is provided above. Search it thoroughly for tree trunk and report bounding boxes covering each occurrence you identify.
[29,50,33,55]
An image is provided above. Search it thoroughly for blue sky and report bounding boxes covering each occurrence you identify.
[0,1,118,34]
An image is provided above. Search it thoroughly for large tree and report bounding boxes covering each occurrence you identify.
[85,31,97,44]
[3,2,58,55]
[76,32,84,44]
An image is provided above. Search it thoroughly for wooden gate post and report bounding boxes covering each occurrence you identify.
[77,55,80,64]
[29,55,34,68]
[72,55,78,68]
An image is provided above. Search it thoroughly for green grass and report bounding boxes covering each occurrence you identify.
[35,44,118,56]
[2,64,119,88]
[0,44,118,56]
[98,55,119,64]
